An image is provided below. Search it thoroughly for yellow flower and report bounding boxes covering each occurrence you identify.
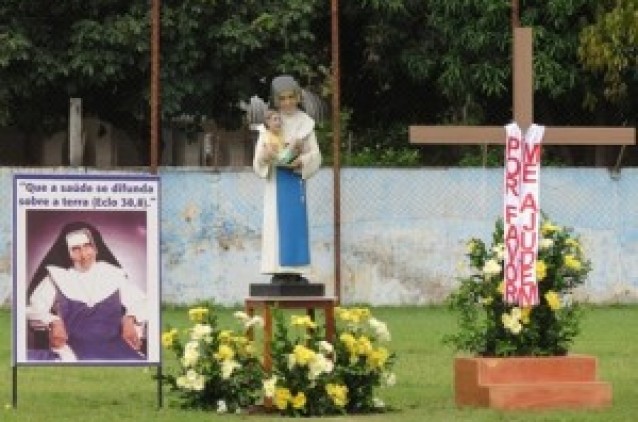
[274,387,291,410]
[232,335,248,346]
[214,344,235,361]
[467,239,477,253]
[292,344,316,366]
[326,383,348,407]
[243,343,256,357]
[535,260,547,281]
[544,291,561,311]
[291,392,306,409]
[291,315,317,329]
[352,307,371,322]
[366,346,389,369]
[497,280,505,295]
[563,254,582,271]
[188,307,209,323]
[520,307,532,324]
[565,238,582,252]
[340,332,355,346]
[217,330,233,343]
[355,336,373,356]
[541,221,561,236]
[335,307,370,323]
[161,328,179,348]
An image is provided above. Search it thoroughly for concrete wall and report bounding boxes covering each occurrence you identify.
[2,166,638,306]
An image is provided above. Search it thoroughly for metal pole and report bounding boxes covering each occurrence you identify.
[12,365,17,408]
[150,0,160,174]
[331,0,341,304]
[157,366,163,408]
[511,0,520,28]
[150,1,162,407]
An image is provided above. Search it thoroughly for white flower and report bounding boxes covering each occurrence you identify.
[492,243,505,260]
[287,353,296,369]
[190,323,212,341]
[372,397,385,408]
[176,375,188,389]
[221,359,241,379]
[181,341,200,367]
[263,376,277,398]
[510,307,522,320]
[482,259,501,277]
[318,340,334,354]
[501,312,522,335]
[308,353,334,380]
[216,399,228,414]
[540,238,554,250]
[382,372,397,387]
[183,369,206,391]
[234,311,250,322]
[246,316,264,329]
[234,311,264,329]
[368,318,391,342]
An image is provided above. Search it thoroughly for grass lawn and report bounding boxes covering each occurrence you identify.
[1,305,637,421]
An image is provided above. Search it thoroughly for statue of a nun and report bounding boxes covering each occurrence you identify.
[253,75,322,284]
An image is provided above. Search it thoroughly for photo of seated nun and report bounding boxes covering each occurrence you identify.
[26,221,148,362]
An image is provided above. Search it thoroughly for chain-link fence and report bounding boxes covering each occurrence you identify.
[2,166,638,306]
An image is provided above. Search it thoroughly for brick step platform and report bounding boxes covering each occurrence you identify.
[454,355,612,410]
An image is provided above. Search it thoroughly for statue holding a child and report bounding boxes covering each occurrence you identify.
[252,75,322,291]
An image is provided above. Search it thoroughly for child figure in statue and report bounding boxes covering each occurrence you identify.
[262,109,298,166]
[253,75,322,284]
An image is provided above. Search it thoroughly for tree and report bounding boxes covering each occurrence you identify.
[578,0,637,115]
[0,1,634,166]
[0,0,328,162]
[338,0,634,166]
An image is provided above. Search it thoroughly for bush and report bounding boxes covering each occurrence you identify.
[444,215,592,356]
[265,306,397,416]
[160,305,264,413]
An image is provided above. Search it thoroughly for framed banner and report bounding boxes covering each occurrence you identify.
[13,174,160,365]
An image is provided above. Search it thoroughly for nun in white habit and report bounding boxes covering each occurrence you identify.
[253,75,322,283]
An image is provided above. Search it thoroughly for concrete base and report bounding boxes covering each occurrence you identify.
[249,283,325,297]
[454,355,612,410]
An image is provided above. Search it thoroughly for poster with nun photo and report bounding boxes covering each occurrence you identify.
[13,174,160,365]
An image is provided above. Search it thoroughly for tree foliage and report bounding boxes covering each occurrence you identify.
[578,0,637,111]
[0,0,635,165]
[0,0,327,135]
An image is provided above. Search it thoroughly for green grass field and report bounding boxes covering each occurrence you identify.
[1,305,637,421]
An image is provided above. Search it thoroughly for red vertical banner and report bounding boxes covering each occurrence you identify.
[503,123,544,306]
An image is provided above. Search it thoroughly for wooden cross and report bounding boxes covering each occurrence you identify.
[409,27,635,161]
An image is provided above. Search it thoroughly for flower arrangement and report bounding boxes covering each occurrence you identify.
[265,306,396,416]
[160,305,265,413]
[332,306,396,413]
[445,215,592,357]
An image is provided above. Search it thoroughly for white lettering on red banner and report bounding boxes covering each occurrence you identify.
[503,123,544,306]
